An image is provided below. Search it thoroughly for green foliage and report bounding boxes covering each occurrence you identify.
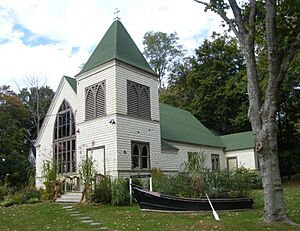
[160,33,250,134]
[143,31,185,88]
[151,169,193,197]
[111,178,130,206]
[18,83,55,140]
[0,86,31,187]
[93,177,112,204]
[79,155,95,203]
[0,187,41,207]
[42,159,61,201]
[0,186,7,201]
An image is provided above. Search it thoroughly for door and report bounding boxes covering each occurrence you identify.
[87,147,105,175]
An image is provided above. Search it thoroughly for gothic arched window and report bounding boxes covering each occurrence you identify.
[53,100,76,174]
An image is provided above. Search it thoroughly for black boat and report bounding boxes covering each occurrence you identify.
[131,185,253,212]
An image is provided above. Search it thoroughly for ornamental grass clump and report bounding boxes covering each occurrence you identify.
[79,155,96,203]
[42,159,61,201]
[111,178,130,206]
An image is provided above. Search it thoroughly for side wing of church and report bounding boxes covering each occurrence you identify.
[35,20,257,188]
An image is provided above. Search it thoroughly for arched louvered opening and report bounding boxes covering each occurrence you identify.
[139,87,150,119]
[128,82,139,117]
[86,89,94,120]
[96,83,105,117]
[85,81,106,120]
[127,80,151,119]
[53,100,76,174]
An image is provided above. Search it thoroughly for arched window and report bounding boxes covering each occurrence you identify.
[53,100,76,174]
[131,142,150,169]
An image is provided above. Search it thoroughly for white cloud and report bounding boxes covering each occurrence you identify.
[0,0,225,91]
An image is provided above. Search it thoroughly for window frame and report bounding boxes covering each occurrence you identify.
[53,100,76,174]
[131,141,150,170]
[211,154,220,171]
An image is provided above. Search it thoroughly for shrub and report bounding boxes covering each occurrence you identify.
[0,194,21,207]
[1,196,16,207]
[20,187,42,201]
[0,186,7,201]
[27,197,40,204]
[93,177,112,204]
[111,178,130,206]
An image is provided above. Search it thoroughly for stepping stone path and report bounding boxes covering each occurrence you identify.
[61,205,114,230]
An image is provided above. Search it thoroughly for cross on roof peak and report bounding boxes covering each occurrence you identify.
[114,8,120,20]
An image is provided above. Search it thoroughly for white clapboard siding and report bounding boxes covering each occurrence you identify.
[225,149,257,170]
[166,141,226,171]
[35,78,78,188]
[76,62,118,177]
[115,63,160,122]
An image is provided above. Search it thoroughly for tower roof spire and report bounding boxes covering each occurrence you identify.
[77,20,156,76]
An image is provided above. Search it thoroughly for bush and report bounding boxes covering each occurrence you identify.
[111,178,130,206]
[1,196,16,207]
[152,170,193,197]
[202,168,255,198]
[20,187,42,202]
[0,186,7,201]
[93,177,112,204]
[27,197,40,204]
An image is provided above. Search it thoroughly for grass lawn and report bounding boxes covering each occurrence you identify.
[1,177,300,231]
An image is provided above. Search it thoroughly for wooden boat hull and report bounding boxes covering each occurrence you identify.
[132,186,253,212]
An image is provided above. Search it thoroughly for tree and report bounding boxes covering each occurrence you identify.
[161,33,250,134]
[0,86,31,187]
[143,31,185,88]
[194,0,300,224]
[18,76,54,142]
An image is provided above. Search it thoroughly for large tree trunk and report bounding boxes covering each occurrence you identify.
[256,121,287,223]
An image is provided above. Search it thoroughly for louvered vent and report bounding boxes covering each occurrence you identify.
[127,80,151,120]
[85,80,106,120]
[86,89,94,120]
[96,82,106,117]
[139,86,150,119]
[127,81,139,117]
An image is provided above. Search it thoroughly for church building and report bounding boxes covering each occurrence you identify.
[35,20,257,189]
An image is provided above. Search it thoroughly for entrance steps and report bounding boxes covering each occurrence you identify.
[56,192,82,203]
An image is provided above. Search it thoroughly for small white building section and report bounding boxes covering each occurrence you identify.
[35,77,78,188]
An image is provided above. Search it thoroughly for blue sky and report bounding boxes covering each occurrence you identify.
[0,0,224,91]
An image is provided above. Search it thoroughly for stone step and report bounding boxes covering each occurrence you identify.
[56,192,82,203]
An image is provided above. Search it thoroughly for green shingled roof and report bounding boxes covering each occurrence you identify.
[160,103,224,148]
[221,131,254,151]
[161,140,179,151]
[64,76,77,93]
[77,20,156,76]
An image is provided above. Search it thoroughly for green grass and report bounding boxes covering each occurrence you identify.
[1,178,300,231]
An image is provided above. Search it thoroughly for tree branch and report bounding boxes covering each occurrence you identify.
[248,0,256,39]
[263,0,280,116]
[193,0,242,41]
[228,0,246,36]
